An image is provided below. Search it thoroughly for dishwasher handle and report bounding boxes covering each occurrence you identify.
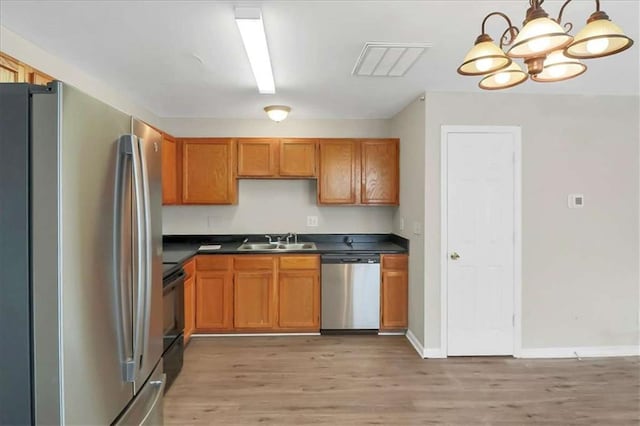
[321,254,380,264]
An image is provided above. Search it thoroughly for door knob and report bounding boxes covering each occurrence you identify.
[450,252,460,260]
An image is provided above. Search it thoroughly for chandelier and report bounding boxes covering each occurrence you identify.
[457,0,634,90]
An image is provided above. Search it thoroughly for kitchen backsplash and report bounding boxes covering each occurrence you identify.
[162,179,396,235]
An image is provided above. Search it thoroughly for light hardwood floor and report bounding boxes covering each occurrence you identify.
[164,336,640,425]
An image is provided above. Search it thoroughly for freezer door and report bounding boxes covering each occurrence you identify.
[30,83,135,424]
[114,360,165,426]
[132,119,164,393]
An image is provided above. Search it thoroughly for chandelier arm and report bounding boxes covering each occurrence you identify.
[481,11,518,44]
[556,0,600,26]
[500,26,520,48]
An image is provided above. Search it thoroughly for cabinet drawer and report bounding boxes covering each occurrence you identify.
[184,258,196,278]
[382,254,408,270]
[279,255,319,270]
[234,256,274,270]
[197,255,232,271]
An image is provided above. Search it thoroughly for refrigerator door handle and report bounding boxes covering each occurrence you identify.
[137,136,153,373]
[115,135,137,382]
[129,135,147,379]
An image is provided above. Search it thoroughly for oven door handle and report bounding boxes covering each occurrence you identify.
[163,270,186,294]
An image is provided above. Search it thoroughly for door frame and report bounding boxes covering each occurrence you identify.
[440,125,522,358]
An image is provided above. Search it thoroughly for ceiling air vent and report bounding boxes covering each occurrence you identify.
[352,42,432,77]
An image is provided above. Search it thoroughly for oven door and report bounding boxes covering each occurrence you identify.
[162,269,185,352]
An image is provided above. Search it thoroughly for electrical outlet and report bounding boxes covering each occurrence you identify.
[568,194,584,209]
[306,215,319,227]
[399,217,405,231]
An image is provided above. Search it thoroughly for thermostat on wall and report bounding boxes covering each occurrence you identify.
[568,194,585,209]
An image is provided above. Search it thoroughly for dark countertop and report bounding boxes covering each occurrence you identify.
[162,233,408,277]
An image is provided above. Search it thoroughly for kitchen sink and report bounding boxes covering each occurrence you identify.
[237,242,317,251]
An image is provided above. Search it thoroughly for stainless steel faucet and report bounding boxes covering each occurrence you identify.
[265,234,273,244]
[285,232,294,244]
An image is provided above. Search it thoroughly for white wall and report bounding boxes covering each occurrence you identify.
[389,96,426,348]
[0,26,162,128]
[161,117,396,235]
[423,92,639,352]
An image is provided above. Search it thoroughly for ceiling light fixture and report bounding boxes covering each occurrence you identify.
[264,105,291,122]
[235,7,276,94]
[457,0,634,90]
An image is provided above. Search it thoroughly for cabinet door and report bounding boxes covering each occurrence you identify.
[237,139,278,177]
[381,270,408,329]
[0,53,26,83]
[184,275,195,343]
[279,139,316,177]
[234,271,275,329]
[182,138,236,204]
[196,271,233,330]
[318,140,358,204]
[28,69,53,85]
[361,139,399,205]
[161,134,178,205]
[278,271,320,329]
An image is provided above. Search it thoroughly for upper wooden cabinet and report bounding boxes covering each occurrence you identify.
[0,51,53,85]
[279,139,316,177]
[237,139,279,177]
[361,139,399,205]
[181,138,237,204]
[28,69,53,85]
[318,138,399,206]
[317,139,358,204]
[237,138,317,178]
[0,54,26,83]
[161,133,178,205]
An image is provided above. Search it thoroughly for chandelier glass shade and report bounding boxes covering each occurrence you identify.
[458,0,634,90]
[479,62,528,90]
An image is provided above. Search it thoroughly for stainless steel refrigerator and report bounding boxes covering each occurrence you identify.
[0,82,165,425]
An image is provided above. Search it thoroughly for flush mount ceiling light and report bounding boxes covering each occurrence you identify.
[264,105,291,122]
[457,0,634,90]
[235,7,276,94]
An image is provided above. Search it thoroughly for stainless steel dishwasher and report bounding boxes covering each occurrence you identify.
[321,254,380,332]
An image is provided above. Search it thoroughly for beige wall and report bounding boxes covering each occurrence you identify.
[389,96,426,348]
[423,92,640,351]
[0,26,161,128]
[162,117,396,235]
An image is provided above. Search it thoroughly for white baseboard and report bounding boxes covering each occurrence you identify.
[424,348,446,358]
[519,345,640,359]
[405,329,426,358]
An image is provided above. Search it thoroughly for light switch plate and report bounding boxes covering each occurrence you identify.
[307,215,319,227]
[399,217,405,231]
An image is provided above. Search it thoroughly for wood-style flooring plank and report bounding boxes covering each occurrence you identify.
[164,336,640,425]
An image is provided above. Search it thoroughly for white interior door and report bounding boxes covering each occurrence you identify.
[446,129,516,356]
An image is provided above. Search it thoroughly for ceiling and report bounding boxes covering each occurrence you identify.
[1,1,638,119]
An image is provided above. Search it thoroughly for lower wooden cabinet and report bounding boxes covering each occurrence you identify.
[183,274,195,343]
[380,254,408,330]
[278,256,320,330]
[234,269,276,329]
[195,270,233,331]
[193,254,320,333]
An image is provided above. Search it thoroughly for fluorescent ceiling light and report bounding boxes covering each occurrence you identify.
[235,7,275,94]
